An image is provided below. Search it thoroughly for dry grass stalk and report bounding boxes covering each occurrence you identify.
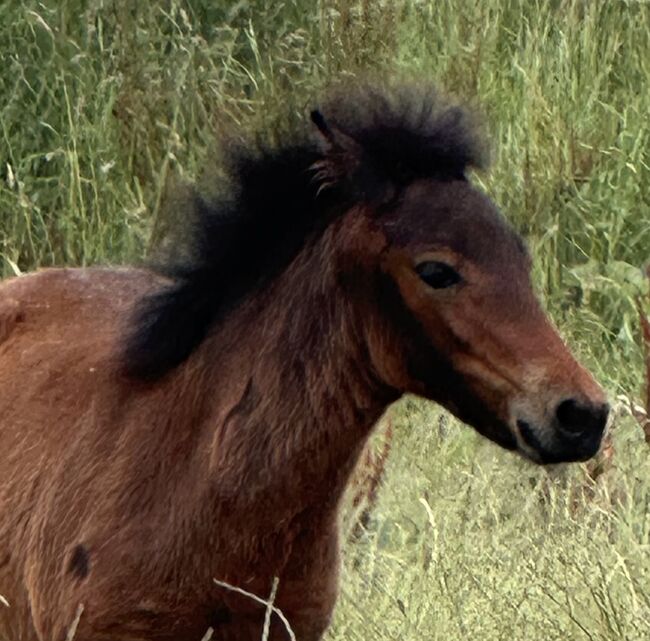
[199,627,214,641]
[65,604,84,641]
[212,578,295,641]
[262,577,279,641]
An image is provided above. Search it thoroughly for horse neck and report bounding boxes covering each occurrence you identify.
[191,217,398,526]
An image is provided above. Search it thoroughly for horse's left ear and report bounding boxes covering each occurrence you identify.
[310,110,394,204]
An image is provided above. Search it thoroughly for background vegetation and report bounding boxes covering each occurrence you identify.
[1,1,648,639]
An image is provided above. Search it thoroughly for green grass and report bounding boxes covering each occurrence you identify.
[1,1,649,640]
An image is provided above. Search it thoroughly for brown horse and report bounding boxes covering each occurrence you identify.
[0,85,608,641]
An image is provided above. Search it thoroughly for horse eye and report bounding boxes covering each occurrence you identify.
[416,261,461,289]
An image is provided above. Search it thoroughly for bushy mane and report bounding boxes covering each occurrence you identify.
[123,83,486,379]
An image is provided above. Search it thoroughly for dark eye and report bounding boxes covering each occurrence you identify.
[416,261,462,289]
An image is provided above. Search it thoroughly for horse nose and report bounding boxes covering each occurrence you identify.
[555,399,609,438]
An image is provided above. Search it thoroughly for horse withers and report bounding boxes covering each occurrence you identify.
[0,85,608,641]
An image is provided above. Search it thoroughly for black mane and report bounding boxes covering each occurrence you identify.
[123,83,486,379]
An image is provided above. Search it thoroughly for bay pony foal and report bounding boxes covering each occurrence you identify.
[0,85,608,640]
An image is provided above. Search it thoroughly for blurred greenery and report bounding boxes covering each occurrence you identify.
[1,1,648,639]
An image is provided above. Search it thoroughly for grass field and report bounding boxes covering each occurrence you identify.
[1,1,649,639]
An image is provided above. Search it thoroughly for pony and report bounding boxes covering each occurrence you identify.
[0,84,608,641]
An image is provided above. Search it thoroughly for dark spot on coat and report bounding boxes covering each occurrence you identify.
[68,544,90,579]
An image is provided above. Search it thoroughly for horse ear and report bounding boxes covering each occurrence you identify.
[310,110,393,203]
[310,110,362,190]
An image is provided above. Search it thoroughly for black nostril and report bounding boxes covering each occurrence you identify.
[555,399,609,437]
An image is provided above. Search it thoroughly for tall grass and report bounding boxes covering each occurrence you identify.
[1,1,649,639]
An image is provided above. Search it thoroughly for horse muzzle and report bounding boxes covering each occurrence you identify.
[513,398,609,464]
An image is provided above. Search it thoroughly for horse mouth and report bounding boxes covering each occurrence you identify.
[516,419,602,465]
[516,419,548,462]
